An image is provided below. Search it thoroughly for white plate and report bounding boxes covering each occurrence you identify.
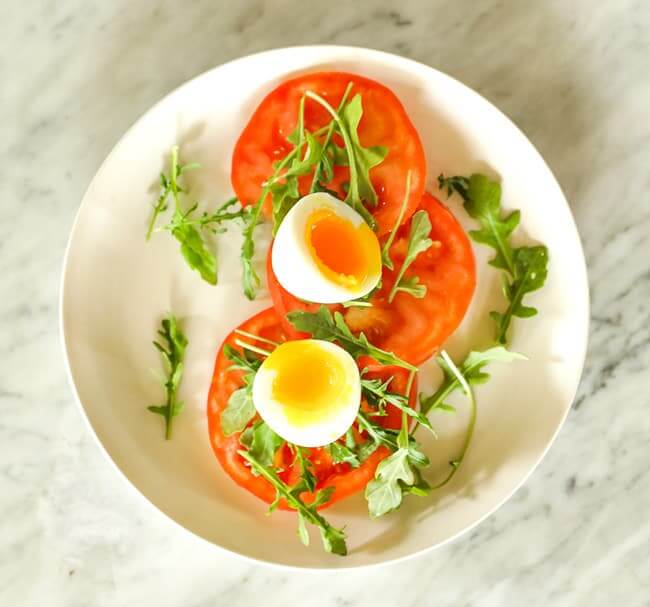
[60,46,589,569]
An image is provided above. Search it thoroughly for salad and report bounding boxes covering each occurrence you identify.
[144,71,549,556]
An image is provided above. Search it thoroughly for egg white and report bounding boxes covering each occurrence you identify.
[252,340,361,448]
[272,192,381,303]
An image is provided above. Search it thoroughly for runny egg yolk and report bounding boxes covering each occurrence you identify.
[264,341,352,425]
[305,209,381,289]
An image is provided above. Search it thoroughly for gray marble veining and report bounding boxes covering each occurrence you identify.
[2,0,649,605]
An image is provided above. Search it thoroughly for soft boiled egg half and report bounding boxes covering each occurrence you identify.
[252,339,361,447]
[272,193,382,303]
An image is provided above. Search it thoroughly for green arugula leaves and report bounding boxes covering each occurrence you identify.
[147,146,246,286]
[439,173,549,343]
[340,94,388,206]
[147,316,188,440]
[286,306,416,371]
[388,210,434,303]
[491,246,549,342]
[328,441,361,468]
[220,344,263,436]
[221,388,255,436]
[418,347,524,489]
[240,85,389,300]
[363,370,431,517]
[365,445,429,518]
[239,449,347,555]
[361,375,435,434]
[240,421,284,468]
[420,346,526,417]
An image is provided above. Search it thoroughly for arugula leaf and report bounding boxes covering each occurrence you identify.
[419,346,526,417]
[239,449,347,555]
[339,94,388,206]
[223,344,263,374]
[286,306,416,370]
[293,447,317,493]
[345,427,356,449]
[390,275,427,299]
[296,511,310,545]
[312,486,336,508]
[363,368,433,518]
[146,152,199,240]
[388,210,433,302]
[355,413,428,468]
[438,173,549,343]
[363,433,430,517]
[147,315,187,440]
[269,131,324,229]
[490,246,549,341]
[220,345,262,435]
[328,441,361,468]
[148,147,246,286]
[241,421,283,468]
[186,197,247,234]
[361,375,435,435]
[220,387,255,436]
[167,212,217,285]
[365,448,424,518]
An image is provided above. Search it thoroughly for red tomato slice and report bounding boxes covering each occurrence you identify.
[266,193,476,366]
[206,308,417,509]
[231,71,427,235]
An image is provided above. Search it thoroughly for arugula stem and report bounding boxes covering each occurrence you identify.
[381,170,412,268]
[304,91,376,229]
[147,315,187,441]
[238,450,346,555]
[147,183,171,240]
[398,369,416,448]
[388,264,407,303]
[147,146,180,240]
[234,329,279,347]
[165,393,175,440]
[168,145,180,210]
[309,82,354,194]
[241,148,300,298]
[234,339,272,358]
[341,300,373,308]
[356,412,399,451]
[429,350,476,490]
[495,268,533,343]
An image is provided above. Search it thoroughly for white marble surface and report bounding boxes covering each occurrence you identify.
[2,0,649,605]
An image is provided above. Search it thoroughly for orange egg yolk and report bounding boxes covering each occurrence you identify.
[305,209,381,289]
[265,341,351,424]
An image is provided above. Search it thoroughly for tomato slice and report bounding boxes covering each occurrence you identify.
[266,193,476,366]
[206,308,417,509]
[231,71,426,235]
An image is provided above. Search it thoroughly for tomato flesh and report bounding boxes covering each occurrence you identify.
[231,71,427,235]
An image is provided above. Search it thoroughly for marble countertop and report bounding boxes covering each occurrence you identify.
[3,0,649,605]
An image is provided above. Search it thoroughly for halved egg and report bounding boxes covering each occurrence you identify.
[252,339,361,447]
[272,193,382,303]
